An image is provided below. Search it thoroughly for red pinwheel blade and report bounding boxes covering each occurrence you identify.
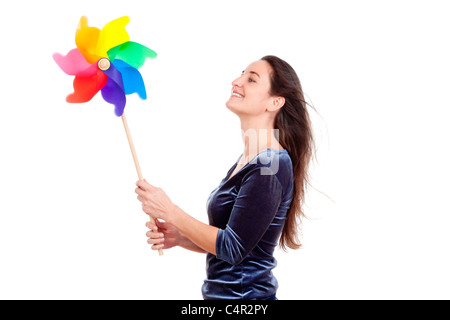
[66,70,108,103]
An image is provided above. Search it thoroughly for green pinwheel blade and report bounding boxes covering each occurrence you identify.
[107,41,157,69]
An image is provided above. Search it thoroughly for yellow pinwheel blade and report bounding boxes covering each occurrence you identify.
[97,16,130,59]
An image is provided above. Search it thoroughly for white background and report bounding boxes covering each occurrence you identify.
[1,0,449,299]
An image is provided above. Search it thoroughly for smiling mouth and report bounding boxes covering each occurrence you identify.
[231,90,244,98]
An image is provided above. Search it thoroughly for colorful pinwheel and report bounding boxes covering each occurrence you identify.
[53,16,157,116]
[53,16,162,256]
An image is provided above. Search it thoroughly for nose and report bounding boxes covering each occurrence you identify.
[231,74,244,88]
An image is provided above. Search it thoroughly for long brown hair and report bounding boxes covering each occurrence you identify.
[261,55,315,250]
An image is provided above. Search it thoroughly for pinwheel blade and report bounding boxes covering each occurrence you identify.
[99,59,125,92]
[75,16,103,64]
[101,78,126,117]
[113,59,147,99]
[53,48,93,76]
[97,16,130,58]
[98,61,126,116]
[66,70,108,103]
[107,41,157,70]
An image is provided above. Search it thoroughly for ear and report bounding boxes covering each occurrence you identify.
[267,96,285,112]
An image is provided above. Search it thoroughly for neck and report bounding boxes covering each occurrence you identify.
[239,115,282,162]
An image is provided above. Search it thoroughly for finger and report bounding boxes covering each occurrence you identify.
[135,187,145,196]
[146,230,164,238]
[145,221,158,231]
[146,223,159,234]
[137,195,147,205]
[136,179,154,191]
[151,243,164,250]
[147,237,164,245]
[145,222,160,235]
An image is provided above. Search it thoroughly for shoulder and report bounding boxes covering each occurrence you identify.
[246,149,293,187]
[256,148,292,173]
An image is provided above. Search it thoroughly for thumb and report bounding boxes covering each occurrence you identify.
[155,218,163,229]
[155,218,169,232]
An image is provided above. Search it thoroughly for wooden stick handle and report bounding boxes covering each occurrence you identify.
[121,112,163,256]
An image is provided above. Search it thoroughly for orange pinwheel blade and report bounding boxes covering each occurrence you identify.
[75,16,130,64]
[75,16,102,64]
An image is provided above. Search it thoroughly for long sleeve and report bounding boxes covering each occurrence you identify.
[203,149,293,300]
[215,167,283,265]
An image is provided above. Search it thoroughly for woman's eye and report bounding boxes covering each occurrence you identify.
[248,78,255,83]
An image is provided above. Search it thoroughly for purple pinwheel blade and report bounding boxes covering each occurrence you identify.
[100,60,125,92]
[101,77,126,117]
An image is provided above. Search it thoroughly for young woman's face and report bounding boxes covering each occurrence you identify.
[226,60,275,117]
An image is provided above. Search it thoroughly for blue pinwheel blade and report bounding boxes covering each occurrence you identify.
[113,59,147,99]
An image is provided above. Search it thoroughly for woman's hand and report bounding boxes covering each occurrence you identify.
[135,180,176,221]
[146,219,182,250]
[136,179,217,254]
[147,219,208,253]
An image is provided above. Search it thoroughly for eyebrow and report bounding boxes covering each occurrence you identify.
[242,70,261,78]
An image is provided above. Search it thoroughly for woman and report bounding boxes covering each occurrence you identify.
[135,55,315,300]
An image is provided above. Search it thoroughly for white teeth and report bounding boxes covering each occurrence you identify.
[232,93,243,98]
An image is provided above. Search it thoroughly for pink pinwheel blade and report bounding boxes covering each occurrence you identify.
[53,49,94,76]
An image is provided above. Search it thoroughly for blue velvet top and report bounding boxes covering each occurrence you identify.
[202,149,294,300]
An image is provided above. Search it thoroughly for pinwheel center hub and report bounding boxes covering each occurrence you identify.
[98,58,111,71]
